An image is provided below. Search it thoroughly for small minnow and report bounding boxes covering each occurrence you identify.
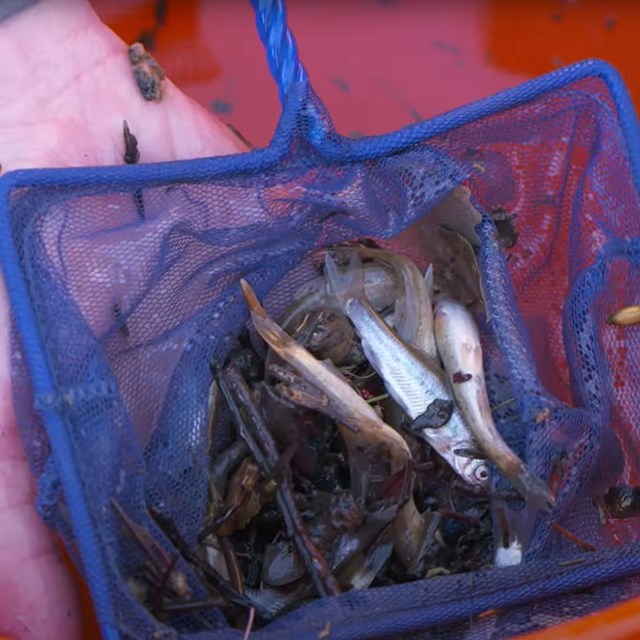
[279,261,398,332]
[357,247,438,360]
[434,297,555,512]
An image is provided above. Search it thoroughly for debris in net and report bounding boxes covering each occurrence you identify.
[601,485,640,519]
[112,301,129,338]
[129,42,165,102]
[551,523,596,552]
[241,606,256,640]
[608,305,640,326]
[318,620,332,639]
[490,206,519,249]
[130,230,569,632]
[111,499,191,613]
[218,365,342,598]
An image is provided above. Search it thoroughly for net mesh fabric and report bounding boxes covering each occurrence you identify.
[5,67,640,639]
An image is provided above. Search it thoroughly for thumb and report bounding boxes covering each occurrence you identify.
[0,0,248,173]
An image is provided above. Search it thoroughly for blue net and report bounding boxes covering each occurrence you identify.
[3,1,640,638]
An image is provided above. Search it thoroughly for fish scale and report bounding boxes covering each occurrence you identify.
[354,301,444,420]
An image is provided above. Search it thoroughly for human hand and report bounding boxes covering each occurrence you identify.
[0,2,246,638]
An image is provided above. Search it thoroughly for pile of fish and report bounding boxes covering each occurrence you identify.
[113,203,565,633]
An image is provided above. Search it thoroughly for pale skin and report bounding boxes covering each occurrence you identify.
[0,1,247,638]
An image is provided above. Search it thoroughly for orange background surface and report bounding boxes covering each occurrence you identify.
[67,0,640,638]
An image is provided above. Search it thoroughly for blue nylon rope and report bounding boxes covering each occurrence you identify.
[250,0,308,105]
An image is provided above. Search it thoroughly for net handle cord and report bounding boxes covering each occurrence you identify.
[250,0,308,105]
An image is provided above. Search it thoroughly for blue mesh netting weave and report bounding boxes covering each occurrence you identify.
[3,2,640,639]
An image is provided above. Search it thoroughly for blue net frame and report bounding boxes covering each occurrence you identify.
[2,1,640,638]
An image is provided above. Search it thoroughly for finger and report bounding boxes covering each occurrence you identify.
[0,0,247,172]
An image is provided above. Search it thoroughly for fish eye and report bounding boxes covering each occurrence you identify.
[476,465,490,482]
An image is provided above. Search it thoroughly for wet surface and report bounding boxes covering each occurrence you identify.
[94,0,640,148]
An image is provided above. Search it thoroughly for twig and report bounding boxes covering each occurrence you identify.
[217,366,342,598]
[111,498,167,569]
[438,509,481,528]
[342,368,377,381]
[148,553,179,612]
[366,393,390,404]
[213,365,270,471]
[490,397,515,412]
[551,523,596,552]
[221,536,257,639]
[198,503,239,542]
[161,599,223,614]
[220,537,244,594]
[241,606,256,640]
[148,505,251,608]
[558,558,585,567]
[477,608,500,620]
[496,507,510,549]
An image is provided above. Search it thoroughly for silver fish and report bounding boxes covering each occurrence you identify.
[357,247,438,360]
[433,297,556,511]
[324,250,489,487]
[279,261,398,331]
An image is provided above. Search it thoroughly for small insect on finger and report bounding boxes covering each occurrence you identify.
[129,42,165,102]
[608,305,640,326]
[123,121,140,165]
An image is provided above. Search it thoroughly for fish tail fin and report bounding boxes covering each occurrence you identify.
[324,249,366,308]
[512,464,556,513]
